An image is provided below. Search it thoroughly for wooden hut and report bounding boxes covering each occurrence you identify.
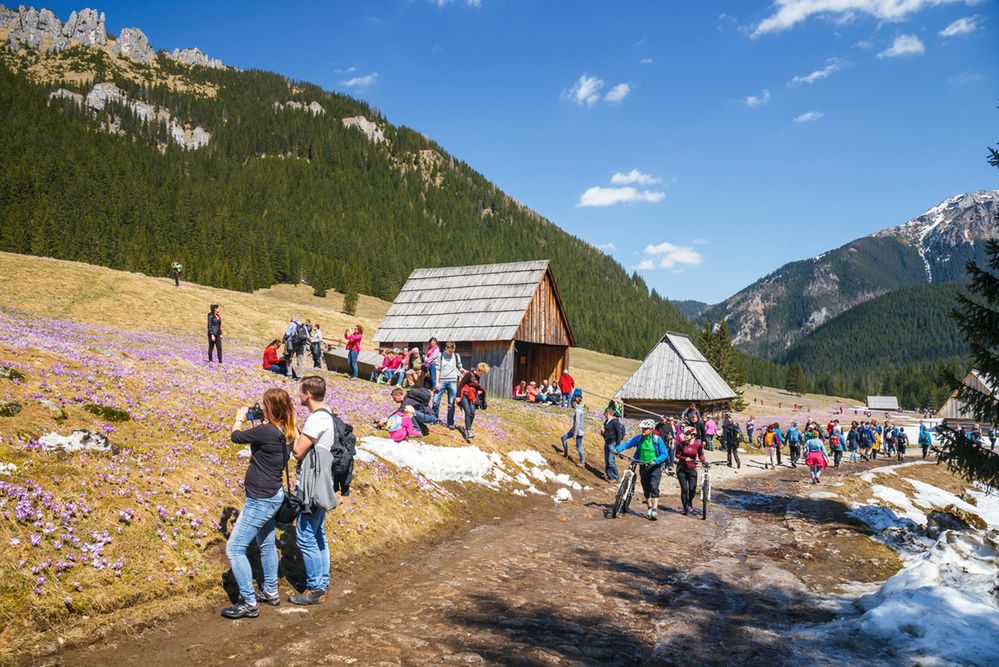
[937,369,996,423]
[372,260,574,399]
[615,332,736,418]
[867,396,900,411]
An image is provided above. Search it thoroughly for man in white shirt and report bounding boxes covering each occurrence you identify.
[290,376,335,605]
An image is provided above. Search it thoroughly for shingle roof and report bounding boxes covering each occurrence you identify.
[867,396,900,411]
[616,333,737,402]
[373,260,552,343]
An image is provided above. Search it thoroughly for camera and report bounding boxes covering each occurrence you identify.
[246,403,264,422]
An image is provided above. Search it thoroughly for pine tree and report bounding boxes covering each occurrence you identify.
[785,363,806,395]
[935,135,999,487]
[343,282,359,316]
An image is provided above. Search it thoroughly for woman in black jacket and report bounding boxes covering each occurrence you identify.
[208,304,222,363]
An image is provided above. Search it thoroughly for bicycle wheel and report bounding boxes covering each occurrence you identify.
[612,470,635,518]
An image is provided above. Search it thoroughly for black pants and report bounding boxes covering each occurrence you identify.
[789,443,801,466]
[922,445,930,459]
[173,271,180,287]
[677,467,698,509]
[460,395,477,432]
[775,445,782,465]
[208,335,222,363]
[725,440,741,467]
[639,464,663,499]
[833,450,843,467]
[310,342,323,368]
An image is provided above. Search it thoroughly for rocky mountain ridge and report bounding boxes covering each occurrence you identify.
[702,190,999,357]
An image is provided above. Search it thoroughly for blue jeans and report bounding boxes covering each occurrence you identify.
[433,380,458,427]
[428,365,437,389]
[347,350,359,378]
[604,442,619,480]
[296,508,329,592]
[561,393,571,408]
[226,489,283,605]
[562,432,584,463]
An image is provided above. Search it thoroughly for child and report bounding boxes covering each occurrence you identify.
[560,397,586,467]
[388,406,420,442]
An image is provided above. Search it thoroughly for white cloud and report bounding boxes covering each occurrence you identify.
[939,16,980,36]
[745,88,771,107]
[341,72,378,88]
[878,34,925,58]
[637,242,703,270]
[794,110,824,123]
[562,74,604,106]
[751,0,964,38]
[640,57,654,65]
[577,186,665,207]
[596,242,617,252]
[611,169,660,186]
[790,60,841,85]
[604,83,631,102]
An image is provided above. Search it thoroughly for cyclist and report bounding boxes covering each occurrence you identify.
[674,425,706,516]
[614,419,671,521]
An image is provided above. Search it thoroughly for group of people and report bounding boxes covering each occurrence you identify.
[262,317,327,380]
[513,371,577,408]
[369,338,439,389]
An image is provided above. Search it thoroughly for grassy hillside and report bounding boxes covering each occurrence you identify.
[0,45,694,358]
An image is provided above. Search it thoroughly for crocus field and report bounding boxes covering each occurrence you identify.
[0,308,594,659]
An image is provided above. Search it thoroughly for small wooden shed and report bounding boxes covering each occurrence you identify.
[867,396,900,411]
[372,260,574,399]
[615,332,736,418]
[937,369,996,423]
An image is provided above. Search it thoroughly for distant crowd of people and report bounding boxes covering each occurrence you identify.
[513,371,578,408]
[260,317,328,380]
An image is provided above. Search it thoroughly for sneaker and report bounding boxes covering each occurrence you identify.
[682,506,689,516]
[221,600,259,619]
[256,590,280,607]
[650,510,658,521]
[288,588,326,606]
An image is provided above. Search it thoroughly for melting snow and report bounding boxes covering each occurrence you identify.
[0,462,17,475]
[38,430,111,453]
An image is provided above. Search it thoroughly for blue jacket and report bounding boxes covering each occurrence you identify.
[786,427,802,445]
[615,434,671,466]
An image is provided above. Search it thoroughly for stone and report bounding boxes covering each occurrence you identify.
[342,116,386,144]
[0,365,25,381]
[49,88,84,106]
[112,27,154,64]
[167,46,224,69]
[0,401,23,417]
[61,8,107,47]
[83,403,130,422]
[39,399,67,421]
[926,508,984,538]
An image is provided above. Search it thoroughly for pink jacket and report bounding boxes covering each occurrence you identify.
[704,420,717,436]
[345,332,362,352]
[389,414,420,442]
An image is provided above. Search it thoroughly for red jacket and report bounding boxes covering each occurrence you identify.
[558,373,574,394]
[262,346,280,368]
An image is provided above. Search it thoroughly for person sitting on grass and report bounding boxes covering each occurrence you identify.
[262,339,286,375]
[549,383,562,407]
[615,419,670,521]
[369,350,397,384]
[387,406,421,442]
[537,380,550,405]
[525,381,538,403]
[560,396,586,467]
[513,381,527,400]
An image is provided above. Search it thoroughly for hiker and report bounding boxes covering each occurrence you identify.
[457,362,489,440]
[561,396,586,467]
[989,425,997,451]
[721,412,742,469]
[804,430,829,484]
[703,416,717,451]
[386,406,421,442]
[682,402,701,425]
[746,415,756,444]
[425,337,441,390]
[171,260,182,287]
[847,421,860,463]
[601,407,625,481]
[290,376,338,606]
[762,424,778,470]
[309,323,325,369]
[223,387,297,619]
[674,425,705,516]
[773,423,785,465]
[859,422,874,460]
[558,370,575,409]
[615,419,670,520]
[896,428,909,461]
[656,415,676,451]
[344,324,363,379]
[786,422,803,468]
[402,347,424,388]
[284,317,308,381]
[432,342,464,429]
[829,428,845,468]
[605,399,623,419]
[513,381,528,400]
[376,387,436,436]
[688,412,706,443]
[919,422,932,458]
[262,339,286,375]
[207,304,222,364]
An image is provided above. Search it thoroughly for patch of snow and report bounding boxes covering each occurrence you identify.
[967,484,999,527]
[870,484,927,525]
[553,488,572,503]
[353,448,376,463]
[904,478,977,514]
[358,437,496,485]
[0,462,17,475]
[808,491,839,500]
[38,430,111,453]
[509,450,547,467]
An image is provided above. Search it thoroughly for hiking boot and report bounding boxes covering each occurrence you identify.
[288,589,326,606]
[221,600,259,619]
[256,590,280,607]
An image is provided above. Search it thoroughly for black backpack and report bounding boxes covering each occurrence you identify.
[315,409,357,495]
[406,387,432,410]
[292,322,309,346]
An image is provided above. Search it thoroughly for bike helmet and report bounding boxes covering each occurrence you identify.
[639,419,656,430]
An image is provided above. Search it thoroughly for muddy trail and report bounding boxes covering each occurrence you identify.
[58,458,904,667]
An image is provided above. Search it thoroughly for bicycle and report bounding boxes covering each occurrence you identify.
[611,455,638,518]
[700,462,712,521]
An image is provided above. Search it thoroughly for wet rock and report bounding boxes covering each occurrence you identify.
[0,401,23,417]
[84,403,130,422]
[39,399,67,421]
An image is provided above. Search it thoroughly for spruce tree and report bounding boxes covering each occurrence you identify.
[785,363,806,395]
[936,135,999,488]
[343,284,359,316]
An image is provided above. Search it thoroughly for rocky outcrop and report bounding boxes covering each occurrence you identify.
[49,88,84,105]
[273,100,325,116]
[167,46,224,69]
[2,5,107,52]
[61,7,106,46]
[111,26,153,64]
[342,115,385,143]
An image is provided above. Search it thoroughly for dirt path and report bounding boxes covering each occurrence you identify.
[59,455,904,667]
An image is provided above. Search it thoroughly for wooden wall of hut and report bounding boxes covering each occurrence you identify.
[515,273,572,346]
[471,340,515,399]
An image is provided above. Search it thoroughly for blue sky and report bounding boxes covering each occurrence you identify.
[47,0,999,302]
